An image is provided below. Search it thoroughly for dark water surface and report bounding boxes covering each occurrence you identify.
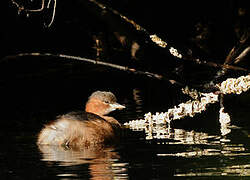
[0,75,249,179]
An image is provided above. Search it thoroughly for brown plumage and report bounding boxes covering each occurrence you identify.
[37,91,125,147]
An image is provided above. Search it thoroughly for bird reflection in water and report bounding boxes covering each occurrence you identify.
[38,144,128,179]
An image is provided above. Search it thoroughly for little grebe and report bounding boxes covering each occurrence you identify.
[37,91,125,147]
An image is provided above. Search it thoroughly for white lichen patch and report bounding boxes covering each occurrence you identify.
[219,107,231,126]
[182,86,200,99]
[150,34,168,48]
[218,75,250,95]
[123,119,147,131]
[219,107,231,136]
[169,47,182,58]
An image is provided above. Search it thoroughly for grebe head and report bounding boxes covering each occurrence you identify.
[85,91,125,116]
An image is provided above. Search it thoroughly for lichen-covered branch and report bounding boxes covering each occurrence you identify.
[218,75,250,95]
[124,75,250,138]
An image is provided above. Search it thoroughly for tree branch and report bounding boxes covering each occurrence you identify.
[88,0,249,73]
[2,52,182,86]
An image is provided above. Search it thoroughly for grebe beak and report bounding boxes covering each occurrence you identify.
[110,103,126,110]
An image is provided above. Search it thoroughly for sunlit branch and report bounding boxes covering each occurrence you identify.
[213,31,250,85]
[225,31,249,65]
[234,46,250,64]
[45,0,57,27]
[10,0,56,27]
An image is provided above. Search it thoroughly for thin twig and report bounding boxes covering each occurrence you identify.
[11,0,45,12]
[11,0,56,27]
[2,52,182,86]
